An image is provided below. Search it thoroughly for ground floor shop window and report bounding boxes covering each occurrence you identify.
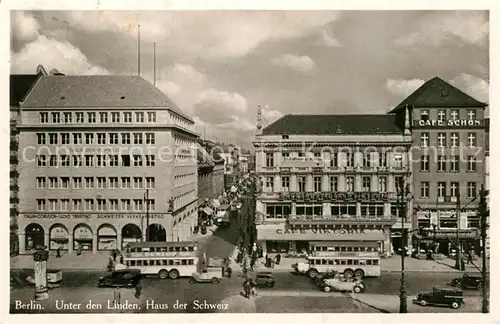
[97,224,118,250]
[25,223,45,250]
[417,218,430,228]
[360,203,384,218]
[266,240,290,253]
[49,224,69,250]
[266,204,291,218]
[331,204,356,216]
[296,204,322,216]
[73,224,93,251]
[467,217,480,228]
[439,219,457,228]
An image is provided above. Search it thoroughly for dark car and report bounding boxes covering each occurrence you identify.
[254,272,275,288]
[200,225,207,235]
[312,271,338,286]
[451,273,485,290]
[415,287,464,309]
[98,269,141,288]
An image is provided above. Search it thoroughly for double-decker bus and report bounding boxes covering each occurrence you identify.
[122,241,199,279]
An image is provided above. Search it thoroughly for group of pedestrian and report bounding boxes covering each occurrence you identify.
[112,282,143,307]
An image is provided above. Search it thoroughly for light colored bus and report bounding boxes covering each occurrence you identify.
[306,255,381,279]
[123,241,199,279]
[309,241,380,258]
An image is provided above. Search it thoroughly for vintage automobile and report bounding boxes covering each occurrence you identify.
[189,267,223,284]
[200,225,207,235]
[320,276,365,293]
[312,271,338,286]
[26,269,63,288]
[415,287,464,309]
[254,272,276,288]
[292,261,310,275]
[98,269,141,288]
[451,273,485,290]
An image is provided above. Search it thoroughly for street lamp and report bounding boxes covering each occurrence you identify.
[397,182,411,313]
[454,194,461,270]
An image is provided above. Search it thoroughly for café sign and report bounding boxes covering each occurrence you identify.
[276,228,366,235]
[414,120,482,127]
[279,191,389,202]
[22,213,165,220]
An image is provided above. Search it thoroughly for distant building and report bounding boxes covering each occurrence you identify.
[197,139,225,217]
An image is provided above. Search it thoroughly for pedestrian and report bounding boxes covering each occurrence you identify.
[227,266,232,278]
[134,283,142,300]
[107,258,114,272]
[113,287,121,306]
[467,253,473,264]
[275,253,281,265]
[119,255,124,264]
[76,245,82,256]
[56,247,62,258]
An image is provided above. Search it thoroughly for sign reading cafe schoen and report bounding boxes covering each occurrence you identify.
[279,192,389,202]
[413,120,482,127]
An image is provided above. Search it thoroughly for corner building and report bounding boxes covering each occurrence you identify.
[253,111,413,257]
[16,74,199,254]
[389,77,487,255]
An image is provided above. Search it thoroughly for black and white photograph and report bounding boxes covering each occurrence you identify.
[6,6,492,315]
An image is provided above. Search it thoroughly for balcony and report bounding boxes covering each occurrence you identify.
[280,167,292,174]
[10,184,19,191]
[10,170,19,178]
[10,155,18,164]
[10,140,18,151]
[288,214,397,225]
[10,207,18,216]
[10,197,20,204]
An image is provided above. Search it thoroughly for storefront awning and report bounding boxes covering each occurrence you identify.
[257,225,385,242]
[203,207,214,215]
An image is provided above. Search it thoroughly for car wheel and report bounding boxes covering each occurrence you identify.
[420,300,427,307]
[343,269,354,279]
[169,269,180,280]
[353,286,362,293]
[211,277,220,284]
[453,281,462,288]
[308,269,319,278]
[158,269,169,279]
[451,302,460,309]
[323,286,331,292]
[354,269,365,279]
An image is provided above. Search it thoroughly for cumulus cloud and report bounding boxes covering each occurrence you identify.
[11,35,109,75]
[385,78,425,96]
[157,81,181,95]
[11,11,40,42]
[395,11,488,47]
[320,30,343,47]
[450,73,489,102]
[271,54,315,72]
[262,106,284,123]
[193,89,248,124]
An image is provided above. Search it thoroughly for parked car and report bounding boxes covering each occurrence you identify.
[320,276,365,293]
[189,267,223,284]
[98,269,141,288]
[312,271,338,286]
[254,272,275,288]
[451,273,485,290]
[200,225,207,235]
[415,287,464,309]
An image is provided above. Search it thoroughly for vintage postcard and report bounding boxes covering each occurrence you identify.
[3,2,495,321]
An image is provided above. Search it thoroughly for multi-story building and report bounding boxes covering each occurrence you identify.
[9,67,45,255]
[220,144,241,189]
[239,152,250,173]
[197,139,225,219]
[389,77,488,255]
[253,109,413,257]
[15,70,199,254]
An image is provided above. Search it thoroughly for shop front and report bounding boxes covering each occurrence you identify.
[412,228,481,256]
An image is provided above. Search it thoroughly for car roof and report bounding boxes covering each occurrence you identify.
[256,271,273,275]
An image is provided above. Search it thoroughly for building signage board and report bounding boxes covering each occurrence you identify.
[312,251,379,257]
[22,213,166,220]
[276,228,366,235]
[413,120,482,127]
[128,251,195,258]
[279,191,389,202]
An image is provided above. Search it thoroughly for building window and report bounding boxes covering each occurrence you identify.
[297,176,306,192]
[109,155,119,167]
[84,155,94,167]
[40,112,48,123]
[133,155,143,167]
[145,177,155,189]
[133,177,143,189]
[450,109,459,120]
[111,112,120,123]
[49,155,58,167]
[468,133,477,147]
[36,155,46,167]
[96,155,106,167]
[61,177,70,189]
[420,109,429,121]
[37,133,46,145]
[146,199,155,211]
[85,133,94,145]
[133,133,143,145]
[61,199,69,211]
[346,176,354,192]
[450,182,459,198]
[73,133,82,144]
[437,155,446,172]
[72,177,82,189]
[394,176,404,192]
[314,176,322,192]
[84,177,94,189]
[467,182,477,198]
[36,177,46,189]
[87,112,96,123]
[133,199,143,211]
[109,133,118,144]
[145,155,156,167]
[298,152,304,157]
[393,153,403,168]
[97,133,106,145]
[281,176,290,191]
[121,177,131,189]
[296,204,323,216]
[121,199,131,211]
[266,205,291,218]
[437,182,446,198]
[99,112,108,123]
[363,153,371,167]
[97,199,106,211]
[266,177,274,192]
[37,199,46,211]
[145,133,155,145]
[47,199,57,211]
[97,177,106,189]
[420,155,429,171]
[420,133,429,147]
[84,199,94,211]
[379,177,387,192]
[72,155,82,167]
[123,112,132,123]
[72,199,81,211]
[330,176,338,191]
[437,133,446,147]
[109,199,119,211]
[147,111,156,123]
[109,177,119,189]
[379,152,387,167]
[49,133,58,145]
[281,152,289,159]
[467,156,477,172]
[266,153,274,167]
[51,112,60,123]
[360,203,384,218]
[330,153,338,167]
[362,176,371,192]
[450,156,459,172]
[75,112,84,123]
[437,110,446,122]
[450,133,459,148]
[48,177,58,189]
[467,109,476,120]
[346,152,355,167]
[121,133,130,144]
[135,112,144,123]
[420,182,429,198]
[331,204,356,216]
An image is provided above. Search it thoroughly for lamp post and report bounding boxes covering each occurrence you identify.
[398,183,411,313]
[454,194,461,270]
[478,185,489,313]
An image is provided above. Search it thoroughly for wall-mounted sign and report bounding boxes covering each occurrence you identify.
[22,213,165,220]
[279,192,389,202]
[69,147,113,154]
[413,120,482,127]
[276,228,366,235]
[127,251,195,258]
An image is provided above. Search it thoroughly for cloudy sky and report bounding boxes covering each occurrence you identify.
[10,10,489,149]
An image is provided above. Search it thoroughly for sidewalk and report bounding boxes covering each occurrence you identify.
[11,251,110,271]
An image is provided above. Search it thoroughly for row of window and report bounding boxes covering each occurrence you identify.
[312,246,377,252]
[128,246,196,253]
[36,176,155,190]
[418,218,480,230]
[309,258,380,266]
[420,132,478,148]
[36,198,156,212]
[265,175,404,193]
[420,108,477,121]
[420,181,478,199]
[126,259,195,266]
[265,203,396,218]
[266,152,403,168]
[40,111,157,124]
[36,155,156,167]
[37,132,156,145]
[420,155,478,172]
